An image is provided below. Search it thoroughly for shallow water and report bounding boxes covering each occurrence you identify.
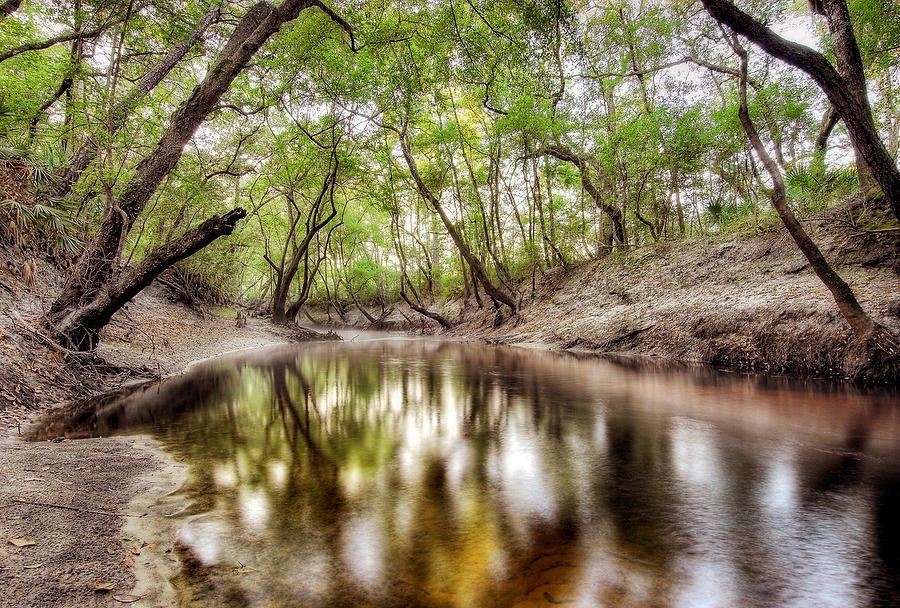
[33,339,900,607]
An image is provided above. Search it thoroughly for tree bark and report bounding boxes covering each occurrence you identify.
[700,0,900,221]
[0,0,22,18]
[536,144,626,245]
[271,156,339,324]
[285,222,339,321]
[50,4,221,199]
[400,283,453,328]
[814,105,840,153]
[50,208,247,349]
[734,44,874,338]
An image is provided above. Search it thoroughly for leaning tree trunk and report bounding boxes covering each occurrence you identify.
[537,144,626,246]
[52,208,246,349]
[814,105,840,154]
[700,0,900,222]
[734,44,875,338]
[397,128,516,313]
[48,0,335,348]
[49,4,221,200]
[400,280,453,328]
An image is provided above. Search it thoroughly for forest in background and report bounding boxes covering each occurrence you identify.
[0,0,898,351]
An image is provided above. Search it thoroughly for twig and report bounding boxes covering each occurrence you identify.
[11,498,140,517]
[850,227,900,235]
[2,310,82,357]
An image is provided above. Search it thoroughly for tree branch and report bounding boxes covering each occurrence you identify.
[310,0,356,51]
[0,16,127,64]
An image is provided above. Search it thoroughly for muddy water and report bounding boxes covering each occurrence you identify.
[32,339,900,607]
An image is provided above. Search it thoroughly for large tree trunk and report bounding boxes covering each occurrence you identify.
[50,4,221,200]
[700,0,900,221]
[734,44,874,338]
[47,0,333,349]
[397,128,516,313]
[51,208,246,349]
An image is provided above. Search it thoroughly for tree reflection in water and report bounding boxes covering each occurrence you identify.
[29,340,900,607]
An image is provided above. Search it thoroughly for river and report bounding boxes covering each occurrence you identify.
[30,338,900,607]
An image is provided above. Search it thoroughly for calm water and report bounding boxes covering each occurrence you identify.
[32,339,900,607]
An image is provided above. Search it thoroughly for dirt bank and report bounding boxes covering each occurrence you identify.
[438,197,900,383]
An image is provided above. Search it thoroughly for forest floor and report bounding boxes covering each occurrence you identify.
[0,195,898,607]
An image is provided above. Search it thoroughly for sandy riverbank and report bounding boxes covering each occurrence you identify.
[0,287,328,608]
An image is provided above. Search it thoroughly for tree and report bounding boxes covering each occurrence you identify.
[265,135,341,324]
[535,143,626,246]
[700,0,900,221]
[393,116,517,313]
[731,37,875,338]
[47,0,354,348]
[49,3,222,199]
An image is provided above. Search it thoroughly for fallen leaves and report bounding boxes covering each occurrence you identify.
[113,595,142,603]
[92,582,116,592]
[129,546,140,555]
[7,537,35,547]
[124,554,134,568]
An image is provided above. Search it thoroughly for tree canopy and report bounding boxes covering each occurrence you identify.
[0,0,897,343]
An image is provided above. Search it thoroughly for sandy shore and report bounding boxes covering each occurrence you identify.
[0,432,186,607]
[0,290,317,608]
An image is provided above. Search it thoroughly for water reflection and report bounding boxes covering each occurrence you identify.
[30,340,900,607]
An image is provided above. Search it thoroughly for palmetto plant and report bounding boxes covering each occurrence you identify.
[0,147,81,253]
[785,161,858,212]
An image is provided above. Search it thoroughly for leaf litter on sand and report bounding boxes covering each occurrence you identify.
[92,582,116,592]
[8,537,35,547]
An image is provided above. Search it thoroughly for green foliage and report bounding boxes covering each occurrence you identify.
[785,161,858,212]
[0,0,890,314]
[0,147,80,251]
